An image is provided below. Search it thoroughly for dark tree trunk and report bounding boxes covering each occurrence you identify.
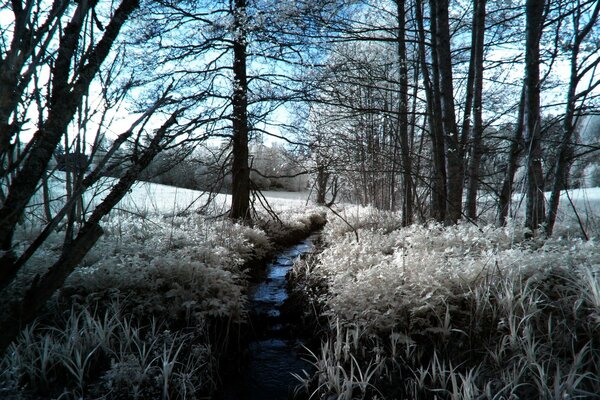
[416,0,446,222]
[396,0,413,226]
[465,0,487,219]
[229,0,251,221]
[498,87,525,226]
[316,165,329,205]
[523,0,546,235]
[0,1,68,155]
[431,0,462,224]
[0,97,168,292]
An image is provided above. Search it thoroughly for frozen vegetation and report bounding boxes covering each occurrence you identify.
[2,179,600,399]
[0,179,322,399]
[292,191,600,399]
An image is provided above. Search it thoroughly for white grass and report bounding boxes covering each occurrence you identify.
[292,192,600,399]
[4,175,600,399]
[1,174,322,399]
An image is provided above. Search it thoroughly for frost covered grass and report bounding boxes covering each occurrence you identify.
[0,177,323,399]
[1,301,214,399]
[295,202,600,399]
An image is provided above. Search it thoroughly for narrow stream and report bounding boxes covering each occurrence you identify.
[222,233,319,399]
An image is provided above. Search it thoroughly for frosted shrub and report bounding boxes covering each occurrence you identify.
[59,213,273,326]
[1,207,298,398]
[300,210,600,399]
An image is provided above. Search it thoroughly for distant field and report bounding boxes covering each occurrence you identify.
[20,171,600,232]
[20,173,313,223]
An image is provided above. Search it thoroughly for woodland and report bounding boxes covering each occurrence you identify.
[1,0,600,398]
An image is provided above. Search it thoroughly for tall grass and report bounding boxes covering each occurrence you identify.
[0,300,215,399]
[295,210,600,399]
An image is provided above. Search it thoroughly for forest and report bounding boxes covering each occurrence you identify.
[1,0,600,399]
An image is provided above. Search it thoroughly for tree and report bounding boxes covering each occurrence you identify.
[1,0,140,267]
[395,0,414,226]
[465,0,487,219]
[523,0,546,235]
[430,0,463,224]
[135,0,330,222]
[544,0,600,236]
[415,0,447,222]
[0,0,196,353]
[498,88,525,226]
[230,0,251,220]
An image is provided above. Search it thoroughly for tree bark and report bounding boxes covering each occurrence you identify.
[229,0,251,221]
[0,1,68,156]
[396,0,413,226]
[465,0,487,219]
[316,165,329,205]
[416,0,446,222]
[498,87,525,226]
[431,0,462,224]
[523,0,546,235]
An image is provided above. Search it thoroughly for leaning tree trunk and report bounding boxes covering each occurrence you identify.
[229,0,251,221]
[498,87,525,226]
[0,111,179,354]
[545,1,600,237]
[523,0,546,235]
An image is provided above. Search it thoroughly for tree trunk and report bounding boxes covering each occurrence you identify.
[229,0,251,221]
[316,165,329,205]
[498,87,525,226]
[0,1,68,156]
[0,96,168,292]
[396,0,413,226]
[416,0,446,222]
[544,1,600,237]
[431,0,462,224]
[465,0,487,219]
[523,0,546,235]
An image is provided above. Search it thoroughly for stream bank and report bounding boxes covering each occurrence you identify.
[216,214,327,399]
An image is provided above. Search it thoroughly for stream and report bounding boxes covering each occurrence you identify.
[222,232,319,399]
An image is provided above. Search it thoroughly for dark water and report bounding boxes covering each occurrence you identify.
[223,234,318,399]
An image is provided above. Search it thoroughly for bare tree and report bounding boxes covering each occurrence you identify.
[523,0,546,235]
[0,0,199,353]
[395,0,414,226]
[230,0,251,220]
[544,0,600,236]
[0,0,141,267]
[465,0,487,219]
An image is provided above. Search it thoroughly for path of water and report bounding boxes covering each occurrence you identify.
[222,233,319,399]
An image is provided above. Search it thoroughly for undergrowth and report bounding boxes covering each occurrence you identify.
[0,205,325,399]
[1,301,215,399]
[294,207,600,399]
